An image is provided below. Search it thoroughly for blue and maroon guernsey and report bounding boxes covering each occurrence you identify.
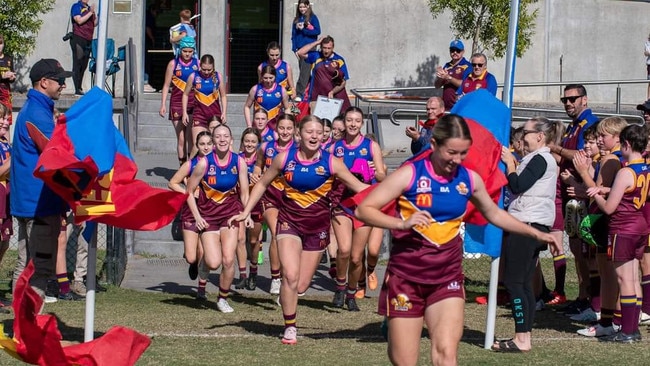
[254,83,285,131]
[192,72,222,124]
[197,151,243,219]
[170,58,199,114]
[261,140,294,208]
[260,60,290,90]
[608,159,650,235]
[332,136,374,201]
[181,156,203,223]
[277,149,334,233]
[389,159,474,285]
[259,126,275,143]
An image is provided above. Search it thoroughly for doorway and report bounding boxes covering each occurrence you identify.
[227,0,282,93]
[144,0,200,91]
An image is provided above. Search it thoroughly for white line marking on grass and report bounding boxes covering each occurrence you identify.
[147,333,621,343]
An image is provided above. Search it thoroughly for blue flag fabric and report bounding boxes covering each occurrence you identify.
[451,90,511,258]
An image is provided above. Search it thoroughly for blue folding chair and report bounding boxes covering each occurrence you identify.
[90,38,125,97]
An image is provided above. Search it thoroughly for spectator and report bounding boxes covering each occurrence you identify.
[457,53,497,97]
[0,34,16,124]
[497,117,561,352]
[11,58,72,300]
[645,33,650,99]
[291,0,321,100]
[404,96,445,154]
[547,84,599,315]
[0,105,10,313]
[69,0,97,96]
[435,40,471,110]
[636,99,650,124]
[297,36,351,112]
[170,9,197,57]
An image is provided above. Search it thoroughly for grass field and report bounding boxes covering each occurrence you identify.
[0,253,649,365]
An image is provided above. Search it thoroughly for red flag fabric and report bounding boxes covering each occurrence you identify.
[1,261,150,365]
[34,87,187,230]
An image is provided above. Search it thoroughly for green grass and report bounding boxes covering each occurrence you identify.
[1,254,650,365]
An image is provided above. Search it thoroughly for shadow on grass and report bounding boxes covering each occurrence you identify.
[160,295,218,311]
[146,282,196,295]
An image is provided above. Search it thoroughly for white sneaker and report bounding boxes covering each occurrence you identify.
[44,295,58,304]
[535,299,545,311]
[570,307,600,322]
[143,84,156,93]
[216,298,234,313]
[270,278,281,294]
[577,323,619,337]
[640,312,650,324]
[276,296,281,307]
[281,326,298,345]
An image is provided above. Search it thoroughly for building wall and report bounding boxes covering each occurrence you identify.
[14,0,650,104]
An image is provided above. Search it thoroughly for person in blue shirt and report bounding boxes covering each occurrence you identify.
[457,53,497,98]
[291,0,321,100]
[11,59,72,299]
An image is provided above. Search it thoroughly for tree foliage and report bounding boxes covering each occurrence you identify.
[0,0,56,57]
[427,0,539,59]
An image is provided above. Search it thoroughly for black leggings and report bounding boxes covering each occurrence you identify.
[502,223,549,333]
[70,35,91,93]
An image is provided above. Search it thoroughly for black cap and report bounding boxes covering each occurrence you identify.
[29,58,73,83]
[636,100,650,112]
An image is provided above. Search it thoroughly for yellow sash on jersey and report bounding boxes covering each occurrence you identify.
[397,197,463,246]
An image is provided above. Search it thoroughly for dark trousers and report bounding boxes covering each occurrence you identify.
[70,35,91,93]
[296,57,312,99]
[502,223,549,333]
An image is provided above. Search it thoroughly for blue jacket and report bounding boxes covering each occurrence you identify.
[10,89,66,217]
[291,14,321,52]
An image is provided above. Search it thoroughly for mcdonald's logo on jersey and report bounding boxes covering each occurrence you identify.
[208,176,216,185]
[284,171,293,182]
[415,193,432,208]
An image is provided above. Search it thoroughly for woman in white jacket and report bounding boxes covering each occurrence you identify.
[494,117,563,352]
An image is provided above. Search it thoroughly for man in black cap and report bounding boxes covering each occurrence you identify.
[10,58,72,302]
[636,100,650,124]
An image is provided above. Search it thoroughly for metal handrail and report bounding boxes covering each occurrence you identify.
[351,79,649,112]
[389,107,645,126]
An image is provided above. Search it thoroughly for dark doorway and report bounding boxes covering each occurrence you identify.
[145,0,200,91]
[227,0,282,93]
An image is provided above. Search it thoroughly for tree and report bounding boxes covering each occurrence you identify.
[0,0,56,57]
[427,0,539,59]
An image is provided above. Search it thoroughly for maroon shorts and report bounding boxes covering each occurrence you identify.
[203,216,232,233]
[261,185,283,211]
[276,220,329,252]
[608,233,648,262]
[192,118,208,129]
[168,90,194,121]
[378,270,465,318]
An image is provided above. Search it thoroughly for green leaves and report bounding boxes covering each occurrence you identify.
[427,0,539,59]
[0,0,56,57]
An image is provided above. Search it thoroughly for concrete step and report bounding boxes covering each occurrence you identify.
[134,239,184,257]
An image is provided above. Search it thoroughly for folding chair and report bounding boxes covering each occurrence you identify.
[89,38,125,97]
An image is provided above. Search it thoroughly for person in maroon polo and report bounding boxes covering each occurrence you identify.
[69,0,97,96]
[434,40,471,111]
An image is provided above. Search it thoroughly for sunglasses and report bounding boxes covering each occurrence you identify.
[47,77,66,86]
[522,129,540,136]
[471,63,484,68]
[449,48,462,53]
[560,95,584,104]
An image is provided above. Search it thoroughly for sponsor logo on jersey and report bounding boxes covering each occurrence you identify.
[416,177,432,193]
[359,148,368,156]
[315,166,326,175]
[456,182,469,195]
[286,160,296,171]
[415,193,432,208]
[335,147,344,157]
